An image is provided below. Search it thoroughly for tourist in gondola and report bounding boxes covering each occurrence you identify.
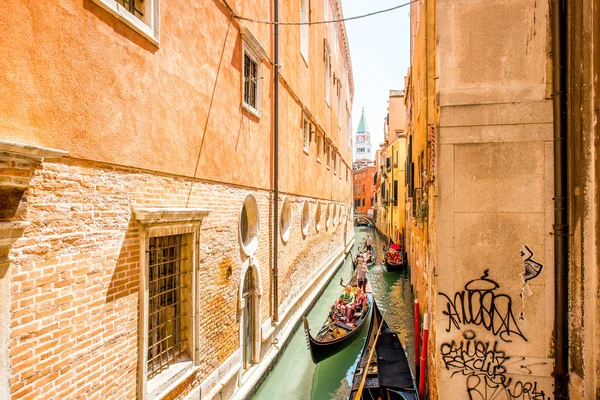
[336,285,355,322]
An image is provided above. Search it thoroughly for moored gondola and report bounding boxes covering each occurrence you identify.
[384,244,405,271]
[349,299,419,400]
[302,277,372,364]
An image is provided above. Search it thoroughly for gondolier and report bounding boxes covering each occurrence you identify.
[364,234,373,252]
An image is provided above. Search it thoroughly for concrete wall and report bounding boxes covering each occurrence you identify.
[433,0,555,398]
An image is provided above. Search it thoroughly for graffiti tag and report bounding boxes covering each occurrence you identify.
[439,270,526,342]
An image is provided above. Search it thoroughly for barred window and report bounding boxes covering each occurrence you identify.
[243,50,260,114]
[147,235,190,379]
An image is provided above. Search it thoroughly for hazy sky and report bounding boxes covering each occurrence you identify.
[341,0,411,159]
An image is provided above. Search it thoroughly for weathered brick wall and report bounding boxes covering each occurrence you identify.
[8,158,350,399]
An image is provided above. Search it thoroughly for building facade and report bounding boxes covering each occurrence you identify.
[406,0,558,398]
[377,90,407,245]
[0,1,355,399]
[352,163,376,219]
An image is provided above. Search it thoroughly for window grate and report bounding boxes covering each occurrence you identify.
[116,0,144,17]
[244,53,258,109]
[147,234,188,379]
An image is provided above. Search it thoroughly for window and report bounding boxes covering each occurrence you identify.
[337,90,342,128]
[393,180,399,206]
[316,133,322,162]
[300,0,309,62]
[240,194,260,256]
[324,44,331,105]
[243,48,261,115]
[92,0,160,45]
[303,117,311,154]
[280,197,292,243]
[147,235,190,379]
[301,201,310,236]
[134,207,209,400]
[347,112,352,149]
[332,152,337,175]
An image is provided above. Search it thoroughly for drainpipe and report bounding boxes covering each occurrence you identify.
[551,0,568,398]
[273,0,280,323]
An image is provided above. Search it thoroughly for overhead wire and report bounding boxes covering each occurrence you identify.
[229,1,416,25]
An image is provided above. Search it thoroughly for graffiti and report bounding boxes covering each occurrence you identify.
[520,245,543,282]
[439,270,526,342]
[441,331,547,400]
[441,330,508,378]
[466,374,546,400]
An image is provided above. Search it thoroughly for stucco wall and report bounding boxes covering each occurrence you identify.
[433,0,555,398]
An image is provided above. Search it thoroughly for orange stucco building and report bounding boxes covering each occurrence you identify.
[0,1,354,399]
[353,163,376,218]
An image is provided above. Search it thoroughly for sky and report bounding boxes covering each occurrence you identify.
[340,0,411,160]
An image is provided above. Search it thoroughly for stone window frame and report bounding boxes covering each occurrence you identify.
[302,116,312,155]
[301,200,310,237]
[300,0,309,64]
[237,257,263,379]
[280,197,292,243]
[315,202,322,232]
[239,194,260,257]
[134,208,210,400]
[240,28,267,119]
[91,0,160,45]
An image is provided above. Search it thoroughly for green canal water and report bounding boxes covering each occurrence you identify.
[252,227,415,400]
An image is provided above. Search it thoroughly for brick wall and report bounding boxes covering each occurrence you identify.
[7,157,350,399]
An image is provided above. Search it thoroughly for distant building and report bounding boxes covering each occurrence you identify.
[353,108,372,161]
[353,163,376,219]
[376,90,407,244]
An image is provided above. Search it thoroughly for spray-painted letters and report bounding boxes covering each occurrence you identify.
[441,331,546,400]
[439,270,526,342]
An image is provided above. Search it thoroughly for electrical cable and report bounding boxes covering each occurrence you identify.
[231,1,416,25]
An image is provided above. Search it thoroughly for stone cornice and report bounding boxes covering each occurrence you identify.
[0,141,67,159]
[133,208,210,225]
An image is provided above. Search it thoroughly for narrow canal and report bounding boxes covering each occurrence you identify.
[252,226,415,400]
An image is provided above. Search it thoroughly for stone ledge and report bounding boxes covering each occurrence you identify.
[0,141,67,159]
[133,208,210,225]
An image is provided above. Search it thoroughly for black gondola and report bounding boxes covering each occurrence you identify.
[383,246,405,271]
[353,246,376,270]
[302,279,372,363]
[348,299,419,400]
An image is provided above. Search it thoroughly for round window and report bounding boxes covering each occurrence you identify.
[301,200,310,236]
[239,194,260,257]
[315,202,322,232]
[280,197,291,243]
[333,203,339,226]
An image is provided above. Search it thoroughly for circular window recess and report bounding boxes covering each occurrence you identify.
[239,194,260,257]
[315,202,322,232]
[325,203,331,230]
[280,197,292,243]
[301,200,310,237]
[333,203,339,226]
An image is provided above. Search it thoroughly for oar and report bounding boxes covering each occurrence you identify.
[353,315,385,400]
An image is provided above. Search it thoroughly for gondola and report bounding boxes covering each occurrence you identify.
[302,276,372,363]
[352,246,376,270]
[384,244,405,271]
[348,299,419,400]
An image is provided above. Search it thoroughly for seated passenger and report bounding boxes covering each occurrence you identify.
[336,286,355,322]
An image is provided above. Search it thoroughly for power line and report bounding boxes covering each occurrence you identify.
[231,1,416,25]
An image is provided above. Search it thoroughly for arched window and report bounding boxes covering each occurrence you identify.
[242,267,256,369]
